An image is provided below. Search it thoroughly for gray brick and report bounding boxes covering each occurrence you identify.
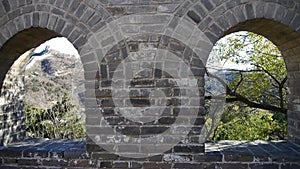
[88,14,102,27]
[21,4,35,14]
[176,0,192,17]
[217,15,231,30]
[187,10,201,24]
[157,4,179,13]
[8,9,21,20]
[0,3,5,16]
[264,3,276,19]
[210,5,225,17]
[282,10,295,26]
[101,36,115,47]
[211,0,223,6]
[127,5,157,14]
[74,35,88,48]
[121,25,139,33]
[26,0,33,5]
[193,4,208,19]
[224,11,237,28]
[14,17,25,31]
[36,4,50,12]
[249,163,280,169]
[54,18,65,33]
[82,53,96,64]
[281,163,300,169]
[253,1,265,18]
[290,14,300,31]
[143,14,171,24]
[217,163,248,169]
[23,14,32,28]
[80,8,94,23]
[274,6,286,22]
[51,7,65,17]
[140,25,164,33]
[47,15,58,30]
[69,29,81,43]
[0,33,6,45]
[62,0,71,9]
[39,12,49,28]
[48,0,55,5]
[106,6,126,16]
[75,4,87,18]
[204,30,218,44]
[65,13,77,25]
[69,0,80,12]
[77,22,89,35]
[61,23,74,38]
[32,12,39,27]
[18,0,26,7]
[2,0,10,12]
[198,17,212,31]
[201,0,214,11]
[55,0,64,7]
[233,5,246,23]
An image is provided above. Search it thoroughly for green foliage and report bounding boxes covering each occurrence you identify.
[210,104,287,141]
[25,93,85,139]
[212,31,287,109]
[207,31,287,141]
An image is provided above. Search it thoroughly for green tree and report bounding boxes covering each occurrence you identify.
[26,93,85,139]
[206,31,287,140]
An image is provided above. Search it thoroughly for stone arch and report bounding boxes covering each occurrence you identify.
[0,0,112,145]
[184,0,300,144]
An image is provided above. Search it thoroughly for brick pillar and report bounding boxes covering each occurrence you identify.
[0,51,29,145]
[284,36,300,145]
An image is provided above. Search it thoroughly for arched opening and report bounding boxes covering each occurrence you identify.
[0,28,60,88]
[206,31,287,141]
[207,18,300,144]
[0,28,85,145]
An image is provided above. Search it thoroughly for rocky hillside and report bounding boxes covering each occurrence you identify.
[24,50,85,112]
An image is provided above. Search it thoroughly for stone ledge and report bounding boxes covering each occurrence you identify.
[0,138,86,159]
[0,140,299,168]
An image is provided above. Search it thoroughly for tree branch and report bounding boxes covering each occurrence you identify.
[253,63,281,85]
[205,70,287,114]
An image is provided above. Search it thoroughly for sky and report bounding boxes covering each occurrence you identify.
[34,35,250,71]
[33,37,80,58]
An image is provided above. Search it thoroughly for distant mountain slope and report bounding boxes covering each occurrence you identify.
[24,50,85,112]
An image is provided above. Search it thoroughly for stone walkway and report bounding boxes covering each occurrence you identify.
[0,139,299,169]
[0,138,86,159]
[0,139,299,161]
[204,140,300,162]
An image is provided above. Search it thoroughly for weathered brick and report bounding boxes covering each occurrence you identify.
[224,153,254,162]
[38,12,49,28]
[51,7,65,17]
[48,15,59,30]
[32,12,39,27]
[18,159,41,166]
[187,10,201,24]
[54,18,65,33]
[143,162,172,169]
[217,163,248,169]
[281,163,300,169]
[127,5,157,14]
[107,6,126,16]
[249,163,280,169]
[42,159,68,166]
[2,0,10,12]
[69,0,80,12]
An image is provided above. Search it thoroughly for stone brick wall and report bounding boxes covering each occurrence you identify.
[0,51,29,145]
[0,0,299,168]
